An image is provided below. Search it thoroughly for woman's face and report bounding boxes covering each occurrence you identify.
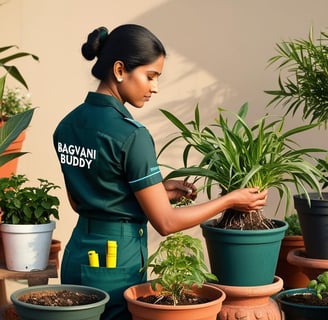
[118,55,165,108]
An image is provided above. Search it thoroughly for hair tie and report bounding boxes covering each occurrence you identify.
[97,27,108,42]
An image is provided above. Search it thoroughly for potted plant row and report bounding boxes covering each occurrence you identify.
[159,101,324,289]
[265,26,328,263]
[124,232,226,320]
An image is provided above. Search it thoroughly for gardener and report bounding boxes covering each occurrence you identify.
[53,24,267,320]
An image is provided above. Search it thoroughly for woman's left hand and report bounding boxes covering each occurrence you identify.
[163,179,197,202]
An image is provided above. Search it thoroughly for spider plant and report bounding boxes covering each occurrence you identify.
[158,102,324,228]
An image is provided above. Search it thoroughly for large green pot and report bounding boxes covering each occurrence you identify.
[275,288,328,320]
[294,192,328,259]
[11,284,109,320]
[201,219,288,286]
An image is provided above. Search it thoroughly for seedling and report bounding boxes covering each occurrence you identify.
[141,232,218,306]
[308,271,328,299]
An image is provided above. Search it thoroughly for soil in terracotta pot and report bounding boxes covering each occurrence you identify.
[214,209,276,230]
[137,292,210,305]
[18,290,101,306]
[282,292,328,306]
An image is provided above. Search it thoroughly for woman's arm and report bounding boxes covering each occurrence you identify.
[134,182,267,236]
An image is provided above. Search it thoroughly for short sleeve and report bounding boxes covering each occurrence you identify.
[122,127,163,192]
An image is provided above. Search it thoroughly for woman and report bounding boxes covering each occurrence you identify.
[53,24,267,320]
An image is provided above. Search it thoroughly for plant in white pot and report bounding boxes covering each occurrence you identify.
[0,174,60,271]
[159,102,324,287]
[124,232,225,320]
[265,27,328,260]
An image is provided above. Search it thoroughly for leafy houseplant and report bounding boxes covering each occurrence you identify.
[159,102,323,286]
[140,232,218,306]
[266,27,328,259]
[124,232,226,320]
[159,102,323,228]
[0,174,60,224]
[0,174,60,271]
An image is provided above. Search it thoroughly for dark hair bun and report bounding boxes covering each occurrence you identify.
[81,27,108,60]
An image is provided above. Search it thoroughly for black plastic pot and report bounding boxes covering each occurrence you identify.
[275,288,328,320]
[294,193,328,259]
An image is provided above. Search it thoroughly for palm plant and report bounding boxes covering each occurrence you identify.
[158,102,324,229]
[265,27,328,127]
[265,28,328,191]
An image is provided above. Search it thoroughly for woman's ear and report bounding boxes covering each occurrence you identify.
[113,61,125,83]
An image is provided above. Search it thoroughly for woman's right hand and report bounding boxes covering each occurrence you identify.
[225,188,268,212]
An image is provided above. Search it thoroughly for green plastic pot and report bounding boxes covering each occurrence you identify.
[275,288,328,319]
[201,219,288,286]
[11,284,109,320]
[294,192,328,259]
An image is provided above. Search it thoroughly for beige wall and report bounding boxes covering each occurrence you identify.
[1,0,327,285]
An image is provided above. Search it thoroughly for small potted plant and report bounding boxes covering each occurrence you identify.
[265,27,328,260]
[275,270,328,319]
[0,174,60,271]
[159,102,323,286]
[124,232,226,320]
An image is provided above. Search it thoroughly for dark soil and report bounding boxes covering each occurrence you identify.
[214,209,276,230]
[282,292,328,306]
[18,290,101,306]
[137,292,210,305]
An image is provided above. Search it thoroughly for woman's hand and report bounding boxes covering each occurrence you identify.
[163,179,197,202]
[226,188,268,212]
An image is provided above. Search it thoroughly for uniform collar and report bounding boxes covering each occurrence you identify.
[85,92,133,119]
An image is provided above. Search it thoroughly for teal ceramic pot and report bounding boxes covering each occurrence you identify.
[294,192,328,259]
[275,288,328,320]
[201,219,288,286]
[11,284,109,320]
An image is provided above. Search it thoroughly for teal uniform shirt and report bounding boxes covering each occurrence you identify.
[53,92,163,320]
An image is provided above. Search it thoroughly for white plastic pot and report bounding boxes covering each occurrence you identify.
[0,221,56,271]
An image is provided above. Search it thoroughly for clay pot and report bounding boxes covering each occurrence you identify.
[124,282,226,320]
[0,130,26,178]
[216,276,283,320]
[287,248,328,280]
[275,235,309,289]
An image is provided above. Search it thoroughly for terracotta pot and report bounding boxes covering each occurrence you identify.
[124,282,226,320]
[0,130,26,178]
[287,248,328,280]
[49,239,61,270]
[275,235,309,289]
[217,276,283,320]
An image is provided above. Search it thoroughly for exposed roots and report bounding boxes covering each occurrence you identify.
[214,209,276,230]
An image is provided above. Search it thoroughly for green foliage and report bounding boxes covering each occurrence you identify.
[0,45,38,167]
[159,102,324,214]
[266,27,328,127]
[308,271,328,299]
[140,232,217,306]
[0,174,60,224]
[284,213,302,236]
